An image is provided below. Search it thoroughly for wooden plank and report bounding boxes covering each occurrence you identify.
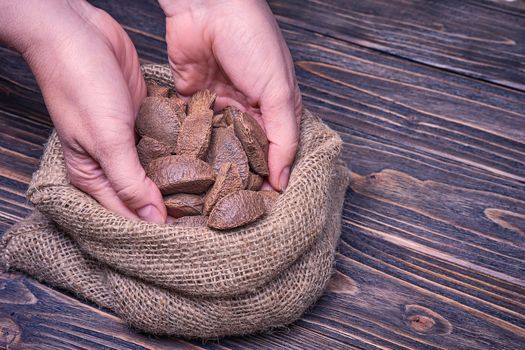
[0,0,524,349]
[268,0,525,91]
[0,271,356,350]
[0,272,205,350]
[473,0,525,14]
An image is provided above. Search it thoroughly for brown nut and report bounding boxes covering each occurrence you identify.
[136,97,181,146]
[175,110,213,159]
[206,126,250,187]
[246,172,264,191]
[208,190,266,230]
[225,106,269,176]
[212,113,230,128]
[187,89,216,115]
[167,96,187,123]
[146,155,215,195]
[222,106,241,124]
[203,163,243,215]
[136,136,173,168]
[259,190,280,214]
[172,215,208,227]
[146,82,170,97]
[164,193,203,218]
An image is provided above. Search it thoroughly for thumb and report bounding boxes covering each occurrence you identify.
[260,91,301,192]
[94,136,167,224]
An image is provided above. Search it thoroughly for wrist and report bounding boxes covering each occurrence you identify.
[157,0,207,17]
[158,0,258,18]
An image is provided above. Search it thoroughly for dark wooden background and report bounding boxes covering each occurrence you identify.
[1,0,524,349]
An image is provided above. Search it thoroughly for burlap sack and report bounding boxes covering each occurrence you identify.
[0,64,350,338]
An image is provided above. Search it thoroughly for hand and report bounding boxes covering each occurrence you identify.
[159,0,302,191]
[1,0,167,223]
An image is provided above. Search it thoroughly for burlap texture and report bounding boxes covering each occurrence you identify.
[0,64,350,338]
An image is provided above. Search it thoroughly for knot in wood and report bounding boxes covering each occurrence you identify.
[0,316,21,347]
[407,314,435,333]
[402,304,453,335]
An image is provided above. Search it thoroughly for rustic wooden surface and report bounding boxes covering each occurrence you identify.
[1,0,524,349]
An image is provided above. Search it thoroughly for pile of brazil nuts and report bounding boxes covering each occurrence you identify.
[136,83,280,229]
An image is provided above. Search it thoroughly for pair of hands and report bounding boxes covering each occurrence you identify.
[1,0,301,223]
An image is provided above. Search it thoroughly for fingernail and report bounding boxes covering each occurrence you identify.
[279,167,290,192]
[166,216,177,224]
[137,204,164,224]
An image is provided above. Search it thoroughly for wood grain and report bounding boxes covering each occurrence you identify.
[476,0,525,13]
[0,0,524,349]
[268,0,525,91]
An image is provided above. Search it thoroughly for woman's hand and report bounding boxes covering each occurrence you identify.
[159,0,302,191]
[1,0,166,223]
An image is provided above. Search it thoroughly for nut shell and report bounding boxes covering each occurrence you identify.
[187,89,216,115]
[136,97,181,146]
[208,190,266,230]
[228,107,269,176]
[167,96,187,123]
[146,83,170,97]
[207,126,250,187]
[203,163,243,215]
[222,106,241,124]
[246,172,264,191]
[259,190,280,213]
[175,110,213,159]
[136,136,173,167]
[164,193,203,218]
[212,113,231,128]
[146,155,215,195]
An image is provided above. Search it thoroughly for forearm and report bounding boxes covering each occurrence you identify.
[0,1,33,52]
[0,0,93,56]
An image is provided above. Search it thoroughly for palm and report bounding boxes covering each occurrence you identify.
[166,21,264,123]
[164,0,302,191]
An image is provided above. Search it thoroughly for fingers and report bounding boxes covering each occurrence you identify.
[63,145,138,220]
[64,135,167,224]
[93,136,167,224]
[260,87,302,192]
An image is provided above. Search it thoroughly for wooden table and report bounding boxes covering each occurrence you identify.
[1,1,524,349]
